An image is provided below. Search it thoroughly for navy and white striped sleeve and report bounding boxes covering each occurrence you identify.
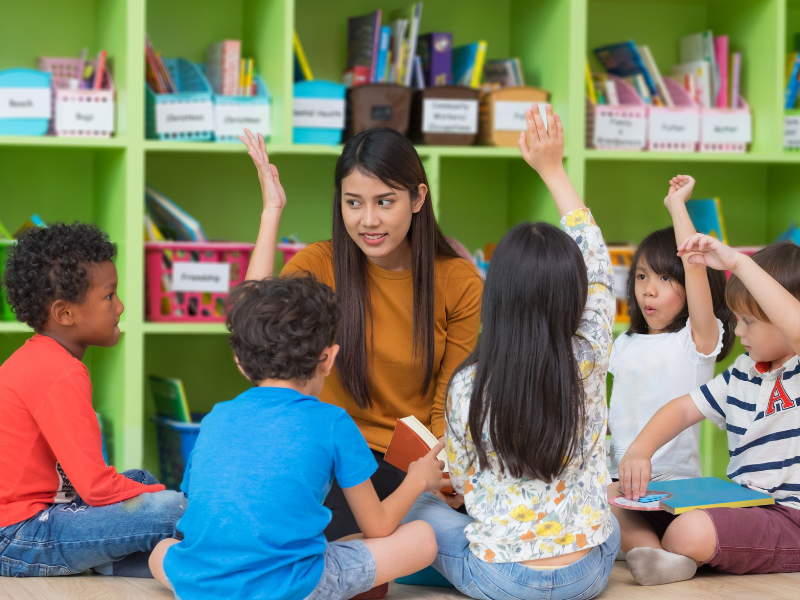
[689,369,729,429]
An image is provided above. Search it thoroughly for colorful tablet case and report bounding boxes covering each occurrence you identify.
[652,477,774,515]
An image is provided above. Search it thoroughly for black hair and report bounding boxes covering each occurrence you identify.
[727,241,800,322]
[227,274,340,383]
[2,222,117,331]
[627,227,735,362]
[332,127,459,408]
[460,222,588,482]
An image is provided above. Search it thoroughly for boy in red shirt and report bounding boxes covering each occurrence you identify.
[0,223,185,577]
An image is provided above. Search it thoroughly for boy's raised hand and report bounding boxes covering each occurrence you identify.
[664,174,695,207]
[240,129,286,212]
[678,233,740,272]
[517,103,564,180]
[407,440,449,494]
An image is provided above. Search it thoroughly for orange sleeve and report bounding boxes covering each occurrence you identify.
[430,269,483,438]
[34,367,164,506]
[280,242,335,287]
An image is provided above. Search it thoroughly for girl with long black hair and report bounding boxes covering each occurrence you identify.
[241,127,482,540]
[402,105,620,600]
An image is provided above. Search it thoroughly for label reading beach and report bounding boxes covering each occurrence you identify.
[293,98,346,129]
[56,99,115,132]
[494,101,548,131]
[155,101,213,134]
[215,103,271,137]
[649,111,699,142]
[785,116,800,149]
[593,110,646,149]
[422,99,478,134]
[702,112,752,143]
[0,87,51,119]
[172,262,231,293]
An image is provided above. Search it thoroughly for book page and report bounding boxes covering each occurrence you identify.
[400,416,448,465]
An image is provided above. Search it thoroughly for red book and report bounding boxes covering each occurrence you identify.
[384,416,454,495]
[93,50,107,90]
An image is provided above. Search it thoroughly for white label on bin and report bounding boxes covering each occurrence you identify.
[422,99,478,134]
[785,116,800,149]
[494,101,548,131]
[702,111,752,143]
[155,100,214,134]
[56,98,115,132]
[0,87,51,119]
[293,98,345,129]
[649,111,699,142]
[215,103,271,138]
[593,110,647,149]
[172,262,231,293]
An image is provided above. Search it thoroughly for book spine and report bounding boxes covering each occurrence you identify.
[715,36,728,108]
[471,41,488,89]
[786,53,800,109]
[585,60,597,104]
[429,33,452,87]
[369,10,382,83]
[375,26,391,83]
[731,52,741,109]
[222,40,242,96]
[604,79,619,105]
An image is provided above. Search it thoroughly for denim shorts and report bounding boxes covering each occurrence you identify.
[403,493,620,600]
[302,540,377,600]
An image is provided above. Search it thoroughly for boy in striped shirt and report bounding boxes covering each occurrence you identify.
[617,235,800,586]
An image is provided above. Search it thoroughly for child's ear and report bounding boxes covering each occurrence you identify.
[317,344,340,378]
[49,299,75,327]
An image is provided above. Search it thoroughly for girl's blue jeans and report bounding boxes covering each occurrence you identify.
[0,470,185,578]
[403,493,621,600]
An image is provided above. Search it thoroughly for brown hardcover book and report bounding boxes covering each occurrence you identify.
[384,416,454,495]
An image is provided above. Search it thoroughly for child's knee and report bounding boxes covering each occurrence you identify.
[149,538,179,589]
[662,510,716,562]
[407,520,437,563]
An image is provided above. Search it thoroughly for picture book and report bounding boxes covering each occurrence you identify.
[484,58,524,87]
[593,41,659,102]
[145,35,177,94]
[585,59,598,104]
[389,2,423,86]
[453,41,488,89]
[417,32,452,87]
[686,197,727,244]
[671,60,713,108]
[346,10,382,83]
[148,375,191,423]
[714,35,728,108]
[384,415,453,494]
[206,40,242,95]
[658,477,773,515]
[731,52,742,108]
[293,30,314,82]
[13,214,46,239]
[638,45,673,107]
[375,26,392,83]
[145,185,208,242]
[389,17,409,84]
[412,54,425,90]
[680,30,718,102]
[785,52,800,109]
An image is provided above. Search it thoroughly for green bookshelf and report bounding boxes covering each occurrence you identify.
[1,0,799,479]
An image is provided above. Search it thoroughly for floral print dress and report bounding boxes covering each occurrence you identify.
[445,208,615,563]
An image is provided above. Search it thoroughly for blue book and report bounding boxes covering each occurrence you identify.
[686,198,727,244]
[594,41,658,98]
[786,53,800,109]
[649,477,774,515]
[375,26,391,83]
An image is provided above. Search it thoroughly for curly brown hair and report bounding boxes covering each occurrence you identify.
[227,274,340,383]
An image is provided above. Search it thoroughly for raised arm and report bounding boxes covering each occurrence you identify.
[517,103,585,217]
[679,234,800,356]
[240,129,287,281]
[664,176,720,355]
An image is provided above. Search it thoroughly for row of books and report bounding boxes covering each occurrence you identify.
[590,31,742,109]
[144,186,208,243]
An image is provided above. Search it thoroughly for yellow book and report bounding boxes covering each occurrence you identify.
[470,41,488,89]
[293,30,314,81]
[585,59,597,104]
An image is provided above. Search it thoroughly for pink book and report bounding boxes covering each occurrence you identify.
[206,40,241,96]
[731,52,741,109]
[715,36,728,108]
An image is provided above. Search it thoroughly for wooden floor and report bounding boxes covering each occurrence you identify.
[1,564,798,600]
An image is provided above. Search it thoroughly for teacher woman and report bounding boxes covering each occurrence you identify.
[241,127,482,539]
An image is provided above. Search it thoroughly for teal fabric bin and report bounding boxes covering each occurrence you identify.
[146,59,214,141]
[293,80,346,145]
[0,68,52,136]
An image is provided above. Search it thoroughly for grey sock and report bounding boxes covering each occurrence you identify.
[627,547,697,586]
[615,548,627,561]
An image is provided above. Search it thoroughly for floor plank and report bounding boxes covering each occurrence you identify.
[0,564,797,599]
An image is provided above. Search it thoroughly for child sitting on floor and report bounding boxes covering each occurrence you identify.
[149,275,445,600]
[0,223,185,578]
[618,235,800,585]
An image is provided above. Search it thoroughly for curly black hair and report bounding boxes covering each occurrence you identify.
[2,223,117,330]
[227,274,341,383]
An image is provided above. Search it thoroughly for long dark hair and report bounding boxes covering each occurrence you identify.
[333,128,458,409]
[462,222,588,482]
[627,227,735,362]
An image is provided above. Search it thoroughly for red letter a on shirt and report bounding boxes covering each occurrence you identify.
[765,379,796,416]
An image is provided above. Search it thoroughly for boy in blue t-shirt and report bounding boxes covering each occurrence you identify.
[148,275,445,600]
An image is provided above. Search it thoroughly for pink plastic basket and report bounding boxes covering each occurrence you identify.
[586,75,647,150]
[647,77,700,152]
[37,57,115,137]
[277,242,307,265]
[145,242,254,322]
[699,98,752,153]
